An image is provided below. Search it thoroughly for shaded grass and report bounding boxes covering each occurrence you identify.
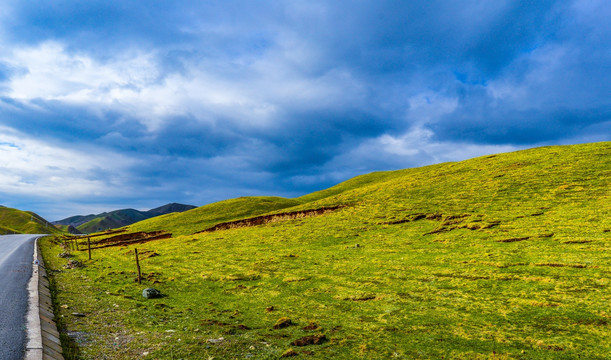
[40,142,610,359]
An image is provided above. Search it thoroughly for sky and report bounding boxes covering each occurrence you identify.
[0,0,609,221]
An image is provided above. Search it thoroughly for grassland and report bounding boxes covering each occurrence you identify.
[40,142,610,359]
[126,196,302,236]
[0,205,61,234]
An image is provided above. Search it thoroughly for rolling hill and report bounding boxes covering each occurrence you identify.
[53,203,196,234]
[41,142,610,359]
[126,196,302,236]
[0,205,62,234]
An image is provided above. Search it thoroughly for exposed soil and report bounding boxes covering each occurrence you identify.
[280,349,298,357]
[537,233,554,238]
[89,231,172,249]
[302,322,320,331]
[92,231,167,245]
[419,213,501,235]
[290,334,327,346]
[193,206,345,234]
[383,212,501,236]
[273,317,294,329]
[145,272,162,283]
[383,213,427,225]
[61,228,127,241]
[426,213,443,220]
[497,236,531,243]
[562,240,592,244]
[535,263,587,268]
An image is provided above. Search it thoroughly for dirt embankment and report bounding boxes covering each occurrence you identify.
[91,231,172,249]
[193,205,345,234]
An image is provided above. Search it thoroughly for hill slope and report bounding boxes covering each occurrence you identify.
[42,142,611,359]
[128,142,611,237]
[53,224,83,234]
[124,172,419,237]
[53,203,196,233]
[127,196,303,235]
[0,205,62,234]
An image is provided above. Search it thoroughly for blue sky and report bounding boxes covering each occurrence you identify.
[0,1,609,220]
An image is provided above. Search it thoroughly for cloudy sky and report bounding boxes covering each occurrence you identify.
[0,1,609,220]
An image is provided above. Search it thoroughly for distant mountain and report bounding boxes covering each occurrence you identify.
[0,205,62,234]
[53,203,196,234]
[146,203,198,217]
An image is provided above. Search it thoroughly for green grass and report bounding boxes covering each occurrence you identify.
[76,209,152,233]
[0,206,62,234]
[40,142,611,359]
[54,224,72,232]
[78,217,106,234]
[126,196,303,236]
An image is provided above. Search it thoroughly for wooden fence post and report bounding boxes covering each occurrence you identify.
[135,248,142,284]
[87,237,92,260]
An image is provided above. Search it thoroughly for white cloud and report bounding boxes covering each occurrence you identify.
[1,42,167,129]
[5,42,158,101]
[315,126,521,178]
[377,126,520,165]
[488,44,571,110]
[406,91,458,125]
[0,125,135,198]
[0,40,366,132]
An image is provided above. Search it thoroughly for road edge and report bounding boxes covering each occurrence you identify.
[24,237,64,360]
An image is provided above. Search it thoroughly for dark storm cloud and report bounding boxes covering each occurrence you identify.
[0,98,148,143]
[432,103,611,144]
[0,0,609,219]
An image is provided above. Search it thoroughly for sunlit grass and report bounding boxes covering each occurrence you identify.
[41,142,610,359]
[0,206,62,234]
[127,196,303,236]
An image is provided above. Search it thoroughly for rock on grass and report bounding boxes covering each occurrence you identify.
[142,288,162,299]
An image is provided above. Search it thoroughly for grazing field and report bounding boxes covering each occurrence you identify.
[41,142,610,359]
[0,205,61,234]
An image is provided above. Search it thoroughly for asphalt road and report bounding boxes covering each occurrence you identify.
[0,235,40,360]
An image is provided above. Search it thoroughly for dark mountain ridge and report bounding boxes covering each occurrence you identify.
[53,203,196,234]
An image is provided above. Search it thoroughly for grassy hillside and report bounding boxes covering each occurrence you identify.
[41,142,610,359]
[0,205,62,234]
[54,224,82,234]
[126,172,417,237]
[126,196,303,236]
[77,209,149,233]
